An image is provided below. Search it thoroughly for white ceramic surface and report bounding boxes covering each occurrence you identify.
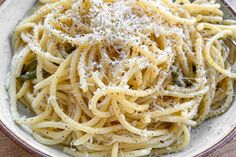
[0,0,235,157]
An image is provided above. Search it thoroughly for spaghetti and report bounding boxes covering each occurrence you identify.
[9,0,236,156]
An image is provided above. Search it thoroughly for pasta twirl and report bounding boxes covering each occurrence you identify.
[9,0,236,156]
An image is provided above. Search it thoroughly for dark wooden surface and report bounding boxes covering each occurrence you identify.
[0,0,5,5]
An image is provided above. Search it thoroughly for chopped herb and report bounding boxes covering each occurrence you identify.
[19,70,36,81]
[171,71,179,80]
[22,60,37,73]
[18,60,38,81]
[171,71,193,87]
[171,71,184,87]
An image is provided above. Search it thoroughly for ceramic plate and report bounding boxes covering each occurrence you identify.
[0,0,235,156]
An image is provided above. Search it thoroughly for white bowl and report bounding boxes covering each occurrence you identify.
[0,0,235,156]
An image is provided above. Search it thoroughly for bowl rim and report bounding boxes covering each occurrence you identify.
[0,0,236,156]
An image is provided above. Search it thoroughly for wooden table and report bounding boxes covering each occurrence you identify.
[0,0,236,157]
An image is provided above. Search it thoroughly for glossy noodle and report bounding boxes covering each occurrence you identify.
[9,0,236,156]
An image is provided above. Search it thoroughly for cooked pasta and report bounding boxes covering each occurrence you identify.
[9,0,236,156]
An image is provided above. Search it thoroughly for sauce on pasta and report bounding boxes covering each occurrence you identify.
[9,0,236,156]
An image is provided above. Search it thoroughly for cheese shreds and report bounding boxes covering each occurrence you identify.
[72,0,184,51]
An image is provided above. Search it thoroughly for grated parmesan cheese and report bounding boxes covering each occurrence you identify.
[73,0,184,49]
